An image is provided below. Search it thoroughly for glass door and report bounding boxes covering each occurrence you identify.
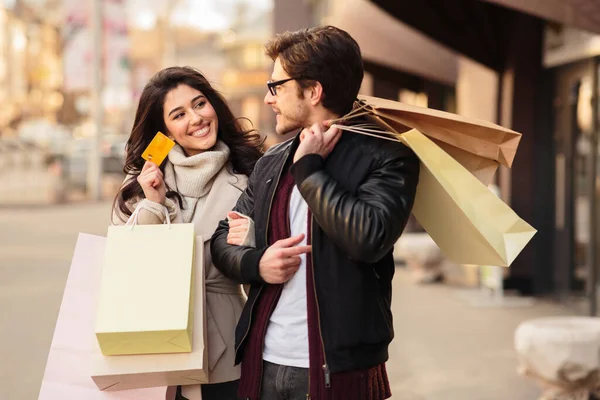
[553,59,597,313]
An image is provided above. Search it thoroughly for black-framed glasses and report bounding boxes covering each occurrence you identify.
[266,78,296,96]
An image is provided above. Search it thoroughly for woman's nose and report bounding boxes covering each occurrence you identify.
[190,111,202,124]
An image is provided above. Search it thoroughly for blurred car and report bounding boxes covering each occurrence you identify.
[63,135,127,190]
[17,118,71,155]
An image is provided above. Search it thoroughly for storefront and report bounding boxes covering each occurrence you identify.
[544,25,600,314]
[365,0,600,316]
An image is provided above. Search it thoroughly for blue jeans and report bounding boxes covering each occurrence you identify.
[260,360,309,400]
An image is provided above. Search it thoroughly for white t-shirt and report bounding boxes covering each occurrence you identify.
[262,185,309,368]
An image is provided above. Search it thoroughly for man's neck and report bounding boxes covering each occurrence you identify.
[304,109,341,128]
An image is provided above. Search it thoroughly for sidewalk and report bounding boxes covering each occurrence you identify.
[388,269,576,400]
[0,201,113,400]
[0,201,577,399]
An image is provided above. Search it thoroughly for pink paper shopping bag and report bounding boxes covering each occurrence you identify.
[38,233,171,399]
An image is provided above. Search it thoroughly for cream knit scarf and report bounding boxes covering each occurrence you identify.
[164,140,230,223]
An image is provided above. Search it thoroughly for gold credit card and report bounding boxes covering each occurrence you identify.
[141,131,175,166]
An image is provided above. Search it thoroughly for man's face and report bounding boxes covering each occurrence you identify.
[264,58,311,135]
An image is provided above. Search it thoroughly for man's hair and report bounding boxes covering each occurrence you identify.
[265,25,364,116]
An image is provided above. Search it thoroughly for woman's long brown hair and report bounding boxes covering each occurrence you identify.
[113,66,262,221]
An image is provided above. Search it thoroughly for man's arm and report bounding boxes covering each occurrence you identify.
[211,154,313,285]
[210,168,267,284]
[290,141,420,264]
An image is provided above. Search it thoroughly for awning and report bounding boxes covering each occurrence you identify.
[368,0,600,71]
[327,0,459,86]
[481,0,600,35]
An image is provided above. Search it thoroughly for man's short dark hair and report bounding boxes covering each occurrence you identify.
[265,25,364,116]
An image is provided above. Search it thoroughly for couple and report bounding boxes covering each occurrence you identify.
[112,26,420,400]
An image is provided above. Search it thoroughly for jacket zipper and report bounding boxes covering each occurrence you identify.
[234,151,288,356]
[259,155,291,397]
[235,149,289,396]
[234,286,263,356]
[311,218,331,392]
[258,284,283,397]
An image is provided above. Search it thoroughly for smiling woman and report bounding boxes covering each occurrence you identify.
[110,66,263,400]
[114,66,262,219]
[163,85,219,156]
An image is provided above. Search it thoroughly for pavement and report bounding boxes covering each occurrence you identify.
[388,273,577,399]
[0,201,578,399]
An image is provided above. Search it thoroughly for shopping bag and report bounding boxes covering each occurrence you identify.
[333,125,536,267]
[336,95,522,185]
[401,129,536,266]
[38,233,171,399]
[91,235,209,391]
[95,205,195,356]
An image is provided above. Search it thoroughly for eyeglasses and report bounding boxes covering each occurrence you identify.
[266,78,297,96]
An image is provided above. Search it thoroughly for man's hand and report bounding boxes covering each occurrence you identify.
[293,122,342,163]
[227,211,250,246]
[259,234,311,284]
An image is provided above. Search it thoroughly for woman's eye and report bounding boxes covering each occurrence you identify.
[174,113,184,119]
[194,101,205,109]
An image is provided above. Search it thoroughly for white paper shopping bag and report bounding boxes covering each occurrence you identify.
[38,233,170,399]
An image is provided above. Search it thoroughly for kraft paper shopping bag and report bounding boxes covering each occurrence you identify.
[335,95,522,186]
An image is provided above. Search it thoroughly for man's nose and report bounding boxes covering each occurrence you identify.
[264,91,274,105]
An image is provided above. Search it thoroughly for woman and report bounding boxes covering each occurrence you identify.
[112,66,262,399]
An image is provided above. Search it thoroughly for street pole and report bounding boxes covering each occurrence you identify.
[87,0,103,200]
[162,0,178,68]
[590,57,600,316]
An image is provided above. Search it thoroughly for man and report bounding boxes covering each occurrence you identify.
[211,26,420,400]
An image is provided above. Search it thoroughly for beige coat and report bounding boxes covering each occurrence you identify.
[114,166,247,388]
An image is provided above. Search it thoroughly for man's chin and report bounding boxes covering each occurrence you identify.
[275,123,300,136]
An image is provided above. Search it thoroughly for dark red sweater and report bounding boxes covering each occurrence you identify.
[238,168,391,400]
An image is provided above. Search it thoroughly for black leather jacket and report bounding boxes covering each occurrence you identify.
[210,129,420,373]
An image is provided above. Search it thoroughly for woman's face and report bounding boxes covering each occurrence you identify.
[163,84,219,156]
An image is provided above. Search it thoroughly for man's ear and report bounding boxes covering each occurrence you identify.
[308,81,324,106]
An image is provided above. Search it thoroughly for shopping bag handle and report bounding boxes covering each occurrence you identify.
[330,123,403,143]
[125,202,172,229]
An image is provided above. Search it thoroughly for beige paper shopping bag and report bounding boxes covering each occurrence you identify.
[400,129,536,266]
[38,233,171,399]
[91,235,209,391]
[95,206,195,356]
[333,121,536,267]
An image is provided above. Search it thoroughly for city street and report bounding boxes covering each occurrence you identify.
[0,202,574,399]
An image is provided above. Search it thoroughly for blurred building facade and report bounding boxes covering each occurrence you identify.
[0,0,277,201]
[0,0,63,138]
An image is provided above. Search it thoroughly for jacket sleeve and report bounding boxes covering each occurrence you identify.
[290,143,420,264]
[210,166,267,285]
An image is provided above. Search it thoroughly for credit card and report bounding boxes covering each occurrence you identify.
[141,131,175,166]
